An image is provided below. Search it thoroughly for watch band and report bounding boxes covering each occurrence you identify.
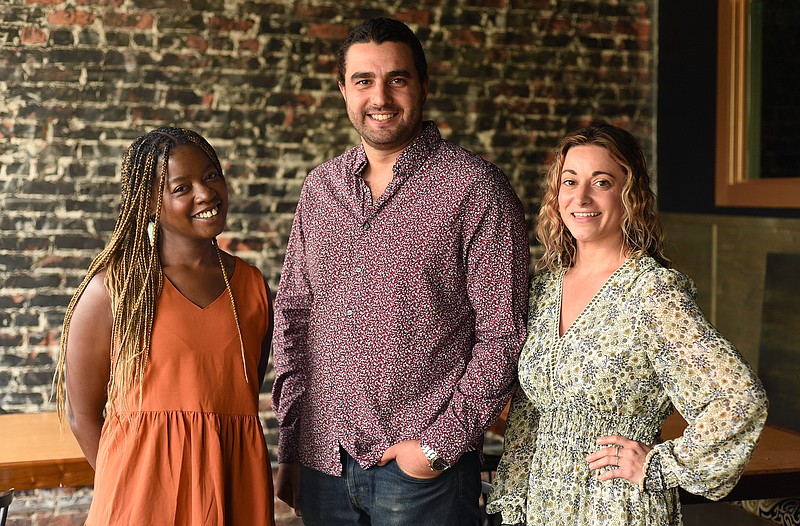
[420,443,450,471]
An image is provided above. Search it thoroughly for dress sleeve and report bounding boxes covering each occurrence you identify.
[486,387,538,525]
[638,268,768,500]
[271,183,313,464]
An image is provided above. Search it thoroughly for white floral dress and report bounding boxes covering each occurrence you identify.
[487,256,768,525]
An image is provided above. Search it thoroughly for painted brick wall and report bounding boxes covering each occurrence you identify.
[0,0,654,523]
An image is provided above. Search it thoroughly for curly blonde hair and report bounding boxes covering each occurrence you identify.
[535,122,671,273]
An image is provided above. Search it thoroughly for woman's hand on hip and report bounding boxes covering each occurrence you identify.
[586,435,653,484]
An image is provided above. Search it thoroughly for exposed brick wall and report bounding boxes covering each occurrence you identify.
[0,0,654,522]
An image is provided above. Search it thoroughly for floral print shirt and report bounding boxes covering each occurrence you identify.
[487,255,768,525]
[272,122,530,475]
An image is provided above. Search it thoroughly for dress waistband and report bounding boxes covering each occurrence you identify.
[535,403,663,456]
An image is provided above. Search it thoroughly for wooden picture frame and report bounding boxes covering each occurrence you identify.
[715,0,800,208]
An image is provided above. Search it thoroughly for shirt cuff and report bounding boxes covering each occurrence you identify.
[420,431,466,466]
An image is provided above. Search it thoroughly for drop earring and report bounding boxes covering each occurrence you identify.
[147,219,156,246]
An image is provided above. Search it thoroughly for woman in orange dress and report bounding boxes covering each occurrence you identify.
[54,127,275,525]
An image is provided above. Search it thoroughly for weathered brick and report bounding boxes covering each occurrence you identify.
[62,196,114,212]
[440,9,484,26]
[0,332,24,348]
[238,38,259,53]
[48,10,95,26]
[131,32,154,47]
[46,48,105,65]
[395,9,433,25]
[131,0,183,8]
[104,30,131,46]
[0,292,24,309]
[21,179,76,195]
[158,13,205,31]
[292,4,338,18]
[23,371,57,386]
[13,314,41,327]
[209,35,234,52]
[102,11,154,29]
[186,34,209,53]
[0,254,35,271]
[1,391,47,406]
[50,235,105,250]
[76,0,125,7]
[103,49,126,66]
[5,274,61,289]
[20,26,48,45]
[36,256,94,270]
[29,293,73,308]
[209,15,255,32]
[45,312,70,330]
[305,22,349,41]
[47,28,75,46]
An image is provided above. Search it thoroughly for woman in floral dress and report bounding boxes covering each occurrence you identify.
[487,122,768,525]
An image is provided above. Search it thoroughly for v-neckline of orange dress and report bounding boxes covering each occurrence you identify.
[161,262,237,311]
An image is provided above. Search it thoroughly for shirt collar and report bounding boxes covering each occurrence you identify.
[349,121,442,182]
[392,121,441,179]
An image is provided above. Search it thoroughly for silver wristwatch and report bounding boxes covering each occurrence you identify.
[420,443,450,471]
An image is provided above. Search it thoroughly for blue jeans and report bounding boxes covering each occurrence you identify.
[298,448,481,526]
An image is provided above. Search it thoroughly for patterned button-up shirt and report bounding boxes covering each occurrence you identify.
[272,121,530,476]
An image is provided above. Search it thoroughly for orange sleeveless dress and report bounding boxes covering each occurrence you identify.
[87,258,275,525]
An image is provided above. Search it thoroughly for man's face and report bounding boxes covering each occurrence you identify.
[339,41,428,153]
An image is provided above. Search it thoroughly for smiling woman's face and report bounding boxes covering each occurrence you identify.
[558,144,626,250]
[154,144,228,244]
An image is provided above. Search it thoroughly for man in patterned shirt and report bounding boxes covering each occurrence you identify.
[272,17,530,525]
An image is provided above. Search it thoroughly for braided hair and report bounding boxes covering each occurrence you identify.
[55,127,224,421]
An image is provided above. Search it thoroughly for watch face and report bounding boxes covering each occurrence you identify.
[431,457,449,471]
